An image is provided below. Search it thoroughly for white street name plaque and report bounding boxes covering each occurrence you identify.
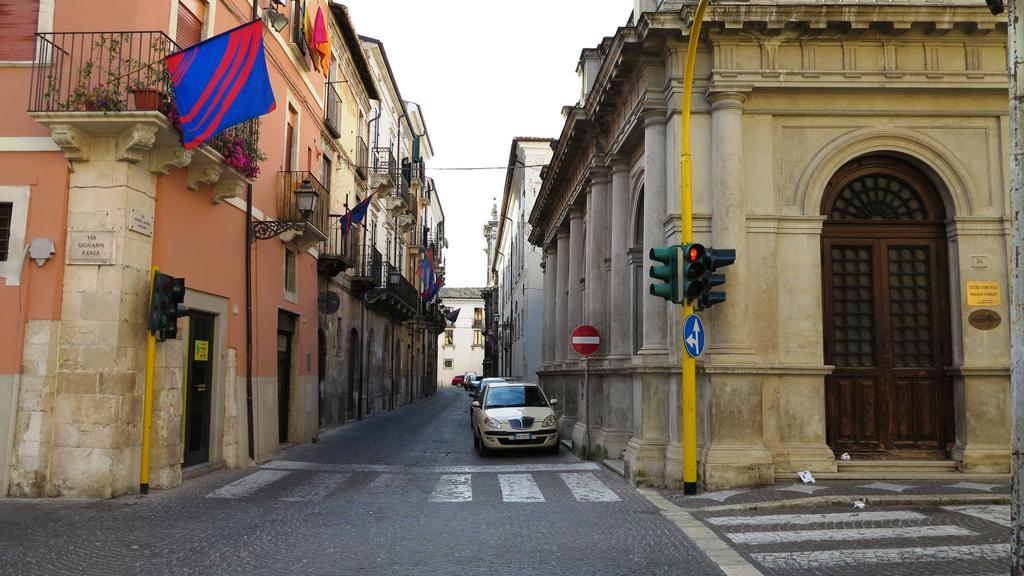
[68,231,115,265]
[128,208,154,237]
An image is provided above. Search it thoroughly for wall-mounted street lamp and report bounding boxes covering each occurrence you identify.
[388,267,402,287]
[263,0,289,32]
[252,180,317,240]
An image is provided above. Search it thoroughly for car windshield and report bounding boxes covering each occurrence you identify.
[484,386,548,409]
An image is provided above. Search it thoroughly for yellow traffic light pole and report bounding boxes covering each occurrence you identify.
[681,0,710,496]
[140,266,158,494]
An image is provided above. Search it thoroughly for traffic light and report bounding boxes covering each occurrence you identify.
[698,248,736,310]
[985,0,1003,15]
[648,245,679,302]
[680,243,706,303]
[148,272,188,341]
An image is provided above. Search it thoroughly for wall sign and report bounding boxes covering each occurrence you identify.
[128,208,154,237]
[968,309,1001,331]
[67,231,115,265]
[966,282,1001,307]
[194,340,209,362]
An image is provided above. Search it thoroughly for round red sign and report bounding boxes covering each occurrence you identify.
[571,325,601,356]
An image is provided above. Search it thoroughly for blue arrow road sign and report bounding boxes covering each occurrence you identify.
[684,314,705,358]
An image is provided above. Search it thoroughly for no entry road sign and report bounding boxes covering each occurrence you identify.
[571,325,601,356]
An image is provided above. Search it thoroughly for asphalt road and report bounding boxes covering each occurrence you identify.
[0,385,723,576]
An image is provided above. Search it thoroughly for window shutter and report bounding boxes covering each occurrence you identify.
[0,1,40,61]
[176,1,203,48]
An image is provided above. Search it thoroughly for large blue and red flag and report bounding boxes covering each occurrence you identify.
[341,192,375,237]
[446,308,461,324]
[416,247,435,290]
[166,20,276,149]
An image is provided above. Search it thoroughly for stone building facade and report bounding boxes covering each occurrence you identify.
[530,0,1011,489]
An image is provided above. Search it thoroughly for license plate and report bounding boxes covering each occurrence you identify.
[512,433,533,440]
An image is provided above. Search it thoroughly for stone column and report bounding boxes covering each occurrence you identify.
[553,227,571,423]
[625,111,671,484]
[574,172,610,456]
[702,91,773,488]
[563,205,586,437]
[541,245,557,368]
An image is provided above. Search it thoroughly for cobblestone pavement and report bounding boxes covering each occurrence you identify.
[0,386,723,576]
[691,504,1010,575]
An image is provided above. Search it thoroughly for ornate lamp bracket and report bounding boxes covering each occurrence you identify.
[252,219,307,240]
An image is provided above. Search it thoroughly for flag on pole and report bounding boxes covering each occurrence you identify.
[446,308,461,324]
[166,20,276,149]
[304,2,317,71]
[416,247,435,290]
[312,6,331,73]
[340,191,374,237]
[421,273,443,302]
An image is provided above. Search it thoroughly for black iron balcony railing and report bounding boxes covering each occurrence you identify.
[277,171,329,239]
[396,173,412,206]
[352,244,383,288]
[403,159,425,189]
[319,214,357,277]
[355,137,368,180]
[30,31,261,176]
[384,263,420,313]
[372,146,398,182]
[324,83,341,138]
[30,31,178,113]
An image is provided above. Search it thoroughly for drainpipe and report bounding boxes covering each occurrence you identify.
[244,0,258,463]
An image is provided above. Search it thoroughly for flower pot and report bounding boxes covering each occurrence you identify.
[132,88,163,111]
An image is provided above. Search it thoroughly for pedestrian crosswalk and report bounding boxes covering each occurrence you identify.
[205,462,623,505]
[701,506,1010,573]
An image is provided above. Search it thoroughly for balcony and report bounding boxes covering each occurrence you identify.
[319,214,357,277]
[367,264,419,321]
[410,226,444,258]
[370,146,398,193]
[355,137,368,181]
[324,83,342,138]
[350,244,383,292]
[387,173,414,219]
[28,31,260,202]
[276,171,329,248]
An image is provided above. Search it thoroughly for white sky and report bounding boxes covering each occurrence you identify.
[342,0,631,287]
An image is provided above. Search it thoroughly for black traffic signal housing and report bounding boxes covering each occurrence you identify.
[985,0,1003,15]
[680,243,706,304]
[648,245,680,302]
[148,272,188,341]
[697,248,736,310]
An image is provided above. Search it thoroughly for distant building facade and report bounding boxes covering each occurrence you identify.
[490,138,554,384]
[437,288,486,384]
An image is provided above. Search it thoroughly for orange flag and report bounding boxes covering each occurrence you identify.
[313,6,331,73]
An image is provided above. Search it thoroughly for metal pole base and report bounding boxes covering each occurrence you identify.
[683,482,697,496]
[140,483,149,495]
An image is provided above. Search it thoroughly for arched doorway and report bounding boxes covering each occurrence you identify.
[822,155,953,459]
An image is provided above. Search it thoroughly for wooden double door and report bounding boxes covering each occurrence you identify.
[822,157,953,459]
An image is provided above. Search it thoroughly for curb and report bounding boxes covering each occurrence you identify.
[667,492,1011,512]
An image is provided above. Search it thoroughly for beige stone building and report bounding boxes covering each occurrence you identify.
[530,0,1011,489]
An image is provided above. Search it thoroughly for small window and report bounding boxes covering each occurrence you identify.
[284,247,297,295]
[473,330,484,348]
[176,0,205,48]
[0,203,11,262]
[443,359,453,369]
[443,329,454,347]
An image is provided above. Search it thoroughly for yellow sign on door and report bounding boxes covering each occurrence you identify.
[966,282,1000,307]
[194,340,209,362]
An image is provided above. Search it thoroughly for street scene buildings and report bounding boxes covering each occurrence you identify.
[0,0,1021,574]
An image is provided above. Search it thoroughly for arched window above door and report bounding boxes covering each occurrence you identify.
[823,156,945,223]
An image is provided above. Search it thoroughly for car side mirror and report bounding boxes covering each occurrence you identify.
[549,398,558,406]
[471,401,480,408]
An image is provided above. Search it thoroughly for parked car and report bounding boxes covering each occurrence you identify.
[451,374,465,387]
[472,382,559,455]
[469,377,508,427]
[462,372,479,391]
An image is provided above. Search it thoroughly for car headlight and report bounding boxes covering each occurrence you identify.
[542,414,556,428]
[484,417,502,430]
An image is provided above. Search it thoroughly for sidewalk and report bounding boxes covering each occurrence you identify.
[655,477,1010,512]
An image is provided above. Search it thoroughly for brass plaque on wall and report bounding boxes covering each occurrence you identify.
[968,309,1001,331]
[966,282,1001,306]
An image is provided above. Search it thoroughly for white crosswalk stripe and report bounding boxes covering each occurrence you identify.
[946,505,1011,527]
[498,474,544,502]
[752,544,1009,570]
[205,466,624,505]
[206,470,291,499]
[559,472,621,502]
[428,474,472,502]
[280,473,349,502]
[725,525,975,545]
[706,510,927,527]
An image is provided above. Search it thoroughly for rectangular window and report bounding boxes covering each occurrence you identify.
[473,330,484,348]
[443,329,453,347]
[176,0,205,47]
[285,104,298,172]
[0,202,11,261]
[284,247,297,295]
[321,154,332,192]
[0,0,40,61]
[443,359,453,369]
[473,307,483,329]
